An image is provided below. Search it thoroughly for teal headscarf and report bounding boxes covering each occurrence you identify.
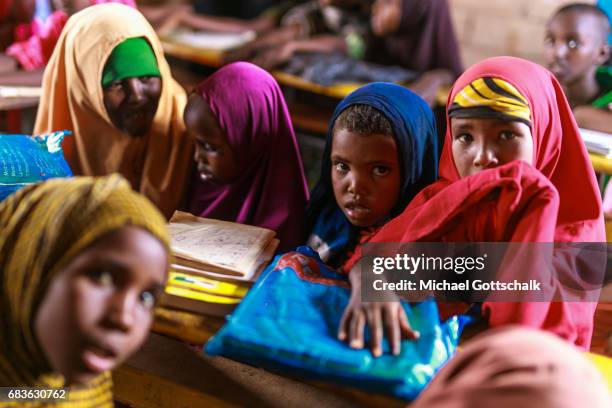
[101,37,161,88]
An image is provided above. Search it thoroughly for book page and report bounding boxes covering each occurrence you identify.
[168,29,255,51]
[580,128,612,158]
[169,211,275,276]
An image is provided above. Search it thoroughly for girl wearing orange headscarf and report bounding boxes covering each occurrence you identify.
[34,3,193,218]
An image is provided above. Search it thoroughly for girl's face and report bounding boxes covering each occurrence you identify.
[185,95,241,185]
[451,118,534,178]
[331,128,401,227]
[103,76,162,138]
[34,226,168,385]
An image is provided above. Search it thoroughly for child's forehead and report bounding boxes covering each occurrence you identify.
[549,10,603,36]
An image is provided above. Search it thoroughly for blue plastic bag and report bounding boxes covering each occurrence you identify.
[206,246,470,401]
[0,131,73,201]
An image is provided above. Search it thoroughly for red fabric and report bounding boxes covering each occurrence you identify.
[0,0,12,20]
[4,1,137,70]
[339,226,381,275]
[6,11,68,70]
[354,57,604,350]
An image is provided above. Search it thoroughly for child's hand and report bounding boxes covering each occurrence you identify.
[337,265,420,357]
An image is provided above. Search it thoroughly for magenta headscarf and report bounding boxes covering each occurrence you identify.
[188,62,309,252]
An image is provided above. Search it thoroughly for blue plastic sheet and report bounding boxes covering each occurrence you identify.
[206,246,470,400]
[0,132,73,202]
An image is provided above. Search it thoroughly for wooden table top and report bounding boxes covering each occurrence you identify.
[115,310,405,408]
[123,308,612,407]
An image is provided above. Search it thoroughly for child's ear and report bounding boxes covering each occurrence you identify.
[595,43,611,66]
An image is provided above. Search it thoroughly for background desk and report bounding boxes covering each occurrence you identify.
[160,39,449,107]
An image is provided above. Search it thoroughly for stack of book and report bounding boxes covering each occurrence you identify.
[160,211,279,316]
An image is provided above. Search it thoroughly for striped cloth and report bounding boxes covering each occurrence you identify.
[448,77,532,126]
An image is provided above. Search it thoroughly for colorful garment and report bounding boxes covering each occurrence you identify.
[3,0,136,70]
[448,76,532,126]
[306,82,439,268]
[365,0,463,78]
[355,57,604,350]
[593,65,612,109]
[101,37,161,87]
[34,3,193,219]
[0,174,169,407]
[187,62,309,252]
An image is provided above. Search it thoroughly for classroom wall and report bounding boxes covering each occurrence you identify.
[450,0,597,67]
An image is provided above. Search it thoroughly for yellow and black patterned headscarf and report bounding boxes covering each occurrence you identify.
[448,77,532,127]
[0,174,169,407]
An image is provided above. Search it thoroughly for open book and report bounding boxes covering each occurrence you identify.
[168,211,278,282]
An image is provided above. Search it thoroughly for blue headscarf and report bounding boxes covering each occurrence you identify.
[306,83,439,268]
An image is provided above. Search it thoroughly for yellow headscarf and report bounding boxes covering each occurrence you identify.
[34,3,194,219]
[448,77,532,126]
[0,175,169,407]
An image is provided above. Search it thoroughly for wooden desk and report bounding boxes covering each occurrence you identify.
[160,38,450,105]
[113,332,402,408]
[0,95,39,111]
[114,308,405,408]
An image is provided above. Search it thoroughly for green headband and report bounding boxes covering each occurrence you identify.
[102,37,161,88]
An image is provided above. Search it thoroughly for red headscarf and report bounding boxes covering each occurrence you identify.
[0,0,11,19]
[358,56,604,350]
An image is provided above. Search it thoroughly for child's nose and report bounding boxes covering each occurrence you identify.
[105,290,136,333]
[194,146,208,164]
[347,173,367,196]
[473,147,498,169]
[553,43,568,59]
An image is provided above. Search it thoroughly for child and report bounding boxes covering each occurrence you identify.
[34,4,193,218]
[544,3,611,133]
[339,57,604,354]
[306,82,439,278]
[0,174,169,405]
[184,62,309,252]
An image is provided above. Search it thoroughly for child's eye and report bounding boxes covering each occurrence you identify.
[139,291,156,310]
[455,133,473,143]
[200,141,218,153]
[543,36,553,47]
[88,269,113,286]
[106,81,123,91]
[334,161,349,173]
[499,131,516,141]
[567,39,579,49]
[373,166,391,176]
